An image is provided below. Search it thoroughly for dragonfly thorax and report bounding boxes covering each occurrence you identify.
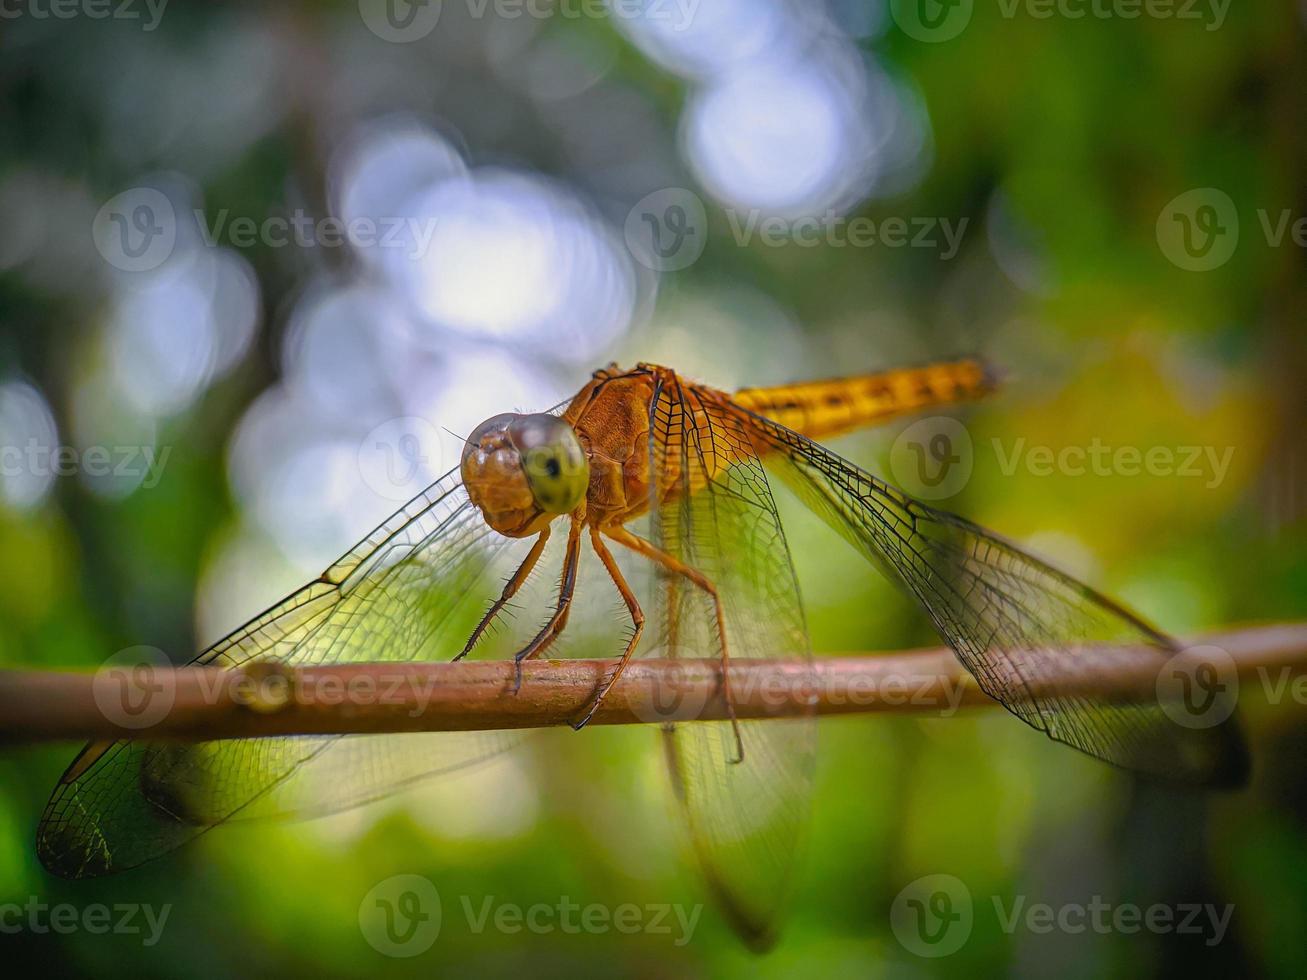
[461,412,589,536]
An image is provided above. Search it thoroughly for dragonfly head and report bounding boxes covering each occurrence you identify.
[461,412,589,536]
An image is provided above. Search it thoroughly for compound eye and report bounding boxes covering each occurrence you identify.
[461,413,517,464]
[510,414,589,515]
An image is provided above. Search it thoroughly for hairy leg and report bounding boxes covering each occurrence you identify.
[510,517,584,691]
[571,526,645,729]
[455,525,552,660]
[605,525,744,763]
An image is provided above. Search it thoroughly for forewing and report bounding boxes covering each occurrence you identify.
[38,467,531,878]
[741,409,1248,786]
[647,376,816,950]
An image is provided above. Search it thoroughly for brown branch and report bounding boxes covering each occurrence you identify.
[1,623,1304,744]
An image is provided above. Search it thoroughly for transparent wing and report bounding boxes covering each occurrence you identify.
[38,466,533,879]
[740,408,1248,786]
[647,376,816,950]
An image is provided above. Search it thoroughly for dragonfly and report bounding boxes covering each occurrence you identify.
[37,358,1248,948]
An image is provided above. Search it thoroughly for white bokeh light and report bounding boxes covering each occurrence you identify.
[108,246,260,418]
[402,346,567,455]
[232,311,569,572]
[608,0,794,80]
[227,385,384,570]
[109,273,216,417]
[683,52,881,218]
[391,169,637,362]
[281,282,417,425]
[330,117,467,273]
[410,174,566,337]
[0,380,59,512]
[614,0,926,220]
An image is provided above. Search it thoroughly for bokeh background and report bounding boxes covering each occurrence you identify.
[2,0,1305,976]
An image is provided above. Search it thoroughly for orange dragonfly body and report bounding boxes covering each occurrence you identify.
[458,360,994,743]
[38,358,1246,948]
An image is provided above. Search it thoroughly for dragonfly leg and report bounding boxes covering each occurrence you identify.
[511,516,583,692]
[605,526,744,764]
[571,527,645,730]
[455,525,552,661]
